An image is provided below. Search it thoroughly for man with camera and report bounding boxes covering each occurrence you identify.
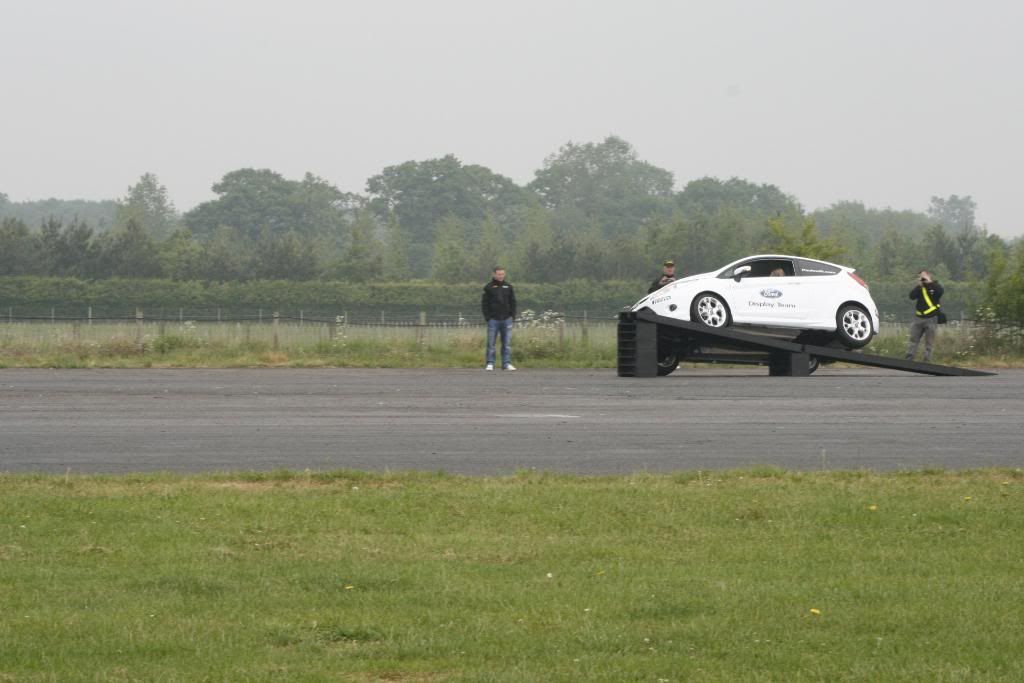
[648,259,678,294]
[905,269,944,362]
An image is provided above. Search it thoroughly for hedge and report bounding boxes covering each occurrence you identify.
[0,276,985,322]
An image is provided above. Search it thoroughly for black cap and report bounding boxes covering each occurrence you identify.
[663,259,675,267]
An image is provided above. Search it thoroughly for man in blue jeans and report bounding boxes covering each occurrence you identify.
[481,266,517,371]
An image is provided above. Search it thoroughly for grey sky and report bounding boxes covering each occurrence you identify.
[3,0,1022,236]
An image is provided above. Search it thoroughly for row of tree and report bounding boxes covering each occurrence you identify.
[2,136,1021,312]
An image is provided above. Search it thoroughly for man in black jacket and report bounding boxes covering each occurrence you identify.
[481,266,517,370]
[648,259,678,293]
[906,269,944,361]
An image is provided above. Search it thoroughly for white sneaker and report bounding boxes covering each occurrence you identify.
[485,364,494,371]
[503,364,516,371]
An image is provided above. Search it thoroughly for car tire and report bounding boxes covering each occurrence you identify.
[657,352,679,376]
[808,356,820,375]
[835,304,873,348]
[656,330,680,376]
[692,293,731,328]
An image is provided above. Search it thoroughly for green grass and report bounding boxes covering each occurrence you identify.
[2,469,1024,681]
[0,321,617,369]
[1,320,1021,368]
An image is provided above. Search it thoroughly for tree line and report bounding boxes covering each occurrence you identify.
[2,136,1023,321]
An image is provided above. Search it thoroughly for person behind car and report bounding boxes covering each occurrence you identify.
[906,269,944,362]
[769,268,785,277]
[648,259,678,293]
[481,266,517,371]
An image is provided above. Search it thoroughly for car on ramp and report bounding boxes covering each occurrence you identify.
[629,254,881,375]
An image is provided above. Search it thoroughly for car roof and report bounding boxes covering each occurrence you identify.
[722,254,849,271]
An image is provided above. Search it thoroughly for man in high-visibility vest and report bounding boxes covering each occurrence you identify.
[906,270,944,361]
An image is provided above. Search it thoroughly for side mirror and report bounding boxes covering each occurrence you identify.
[733,265,752,281]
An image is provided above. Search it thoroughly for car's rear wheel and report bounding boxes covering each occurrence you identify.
[836,304,873,348]
[808,356,820,374]
[656,352,679,376]
[656,330,680,376]
[692,293,731,328]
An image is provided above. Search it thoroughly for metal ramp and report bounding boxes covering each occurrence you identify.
[618,310,995,377]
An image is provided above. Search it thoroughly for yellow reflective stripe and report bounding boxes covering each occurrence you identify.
[917,286,939,316]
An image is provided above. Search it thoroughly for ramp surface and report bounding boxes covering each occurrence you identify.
[629,309,994,377]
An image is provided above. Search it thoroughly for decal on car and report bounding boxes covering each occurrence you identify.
[760,288,783,299]
[749,300,796,309]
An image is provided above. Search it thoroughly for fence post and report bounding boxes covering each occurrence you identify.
[51,307,55,323]
[381,310,385,325]
[7,306,11,323]
[417,311,427,345]
[136,307,144,351]
[581,309,589,345]
[273,312,280,350]
[73,319,81,343]
[179,308,183,323]
[343,310,348,326]
[300,310,304,327]
[87,306,92,325]
[329,316,337,341]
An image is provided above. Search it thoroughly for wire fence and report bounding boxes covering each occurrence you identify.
[0,307,616,352]
[0,306,617,326]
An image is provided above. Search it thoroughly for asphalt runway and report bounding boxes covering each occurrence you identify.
[1,367,1021,475]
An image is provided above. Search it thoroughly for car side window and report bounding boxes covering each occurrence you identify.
[747,260,795,277]
[718,259,796,278]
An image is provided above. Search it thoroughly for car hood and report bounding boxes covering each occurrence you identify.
[629,270,716,311]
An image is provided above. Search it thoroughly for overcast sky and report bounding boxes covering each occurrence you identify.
[2,0,1022,236]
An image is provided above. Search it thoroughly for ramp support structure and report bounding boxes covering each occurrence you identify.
[617,312,658,377]
[769,351,811,377]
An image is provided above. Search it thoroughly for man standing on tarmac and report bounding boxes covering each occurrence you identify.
[906,269,944,362]
[482,266,517,371]
[649,259,678,293]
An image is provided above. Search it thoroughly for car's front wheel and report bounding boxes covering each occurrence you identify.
[692,293,731,328]
[835,304,873,348]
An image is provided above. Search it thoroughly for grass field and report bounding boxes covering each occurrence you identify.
[0,318,1021,368]
[2,468,1023,681]
[0,319,617,369]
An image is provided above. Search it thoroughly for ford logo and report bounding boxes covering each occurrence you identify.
[760,288,783,299]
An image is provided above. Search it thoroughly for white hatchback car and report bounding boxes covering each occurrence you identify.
[631,254,880,349]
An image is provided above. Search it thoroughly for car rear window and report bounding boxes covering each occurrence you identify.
[796,259,841,276]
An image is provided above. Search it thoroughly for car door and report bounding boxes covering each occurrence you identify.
[721,258,806,324]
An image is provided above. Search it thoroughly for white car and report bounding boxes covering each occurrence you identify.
[631,254,880,349]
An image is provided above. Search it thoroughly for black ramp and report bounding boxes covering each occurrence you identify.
[628,309,995,377]
[801,345,994,377]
